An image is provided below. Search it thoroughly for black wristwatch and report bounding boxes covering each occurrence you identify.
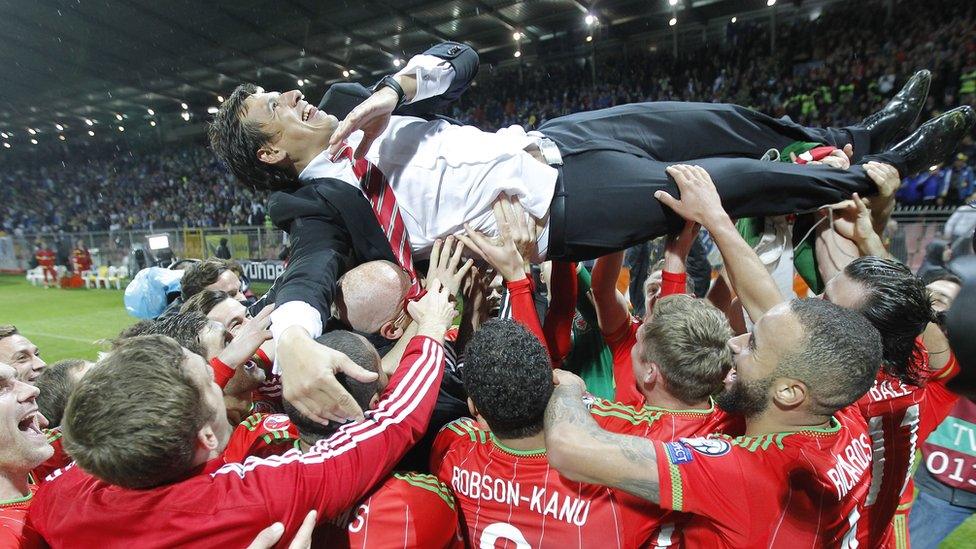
[373,75,407,108]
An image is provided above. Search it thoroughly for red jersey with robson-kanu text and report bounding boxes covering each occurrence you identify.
[28,336,445,548]
[316,472,463,548]
[655,405,872,548]
[431,415,664,549]
[854,341,960,547]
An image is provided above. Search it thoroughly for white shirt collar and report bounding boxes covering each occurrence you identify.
[298,149,347,182]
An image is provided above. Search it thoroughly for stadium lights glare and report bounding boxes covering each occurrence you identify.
[767,0,776,5]
[115,113,123,121]
[393,58,402,67]
[669,17,677,26]
[30,138,37,145]
[731,16,737,23]
[2,142,9,149]
[88,130,95,136]
[55,123,64,131]
[150,120,157,127]
[181,111,191,121]
[118,126,125,132]
[207,106,219,114]
[58,135,65,141]
[0,132,7,139]
[669,0,678,6]
[586,35,593,42]
[217,95,225,103]
[181,102,188,110]
[584,13,596,26]
[342,69,350,77]
[85,118,93,126]
[27,128,36,135]
[513,31,522,40]
[297,78,304,86]
[514,50,522,58]
[147,108,155,115]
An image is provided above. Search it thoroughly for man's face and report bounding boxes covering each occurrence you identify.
[0,363,53,472]
[0,334,45,384]
[182,351,233,453]
[205,271,244,302]
[243,89,339,170]
[717,302,803,417]
[822,271,869,310]
[198,320,230,361]
[208,298,249,337]
[644,270,663,318]
[928,280,961,312]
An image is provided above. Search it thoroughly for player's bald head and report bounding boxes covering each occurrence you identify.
[334,260,410,333]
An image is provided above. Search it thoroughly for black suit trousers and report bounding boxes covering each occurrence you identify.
[539,102,900,260]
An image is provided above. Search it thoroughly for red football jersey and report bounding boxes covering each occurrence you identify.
[28,336,445,548]
[655,405,872,547]
[222,413,300,463]
[431,417,662,548]
[854,340,960,547]
[316,472,462,548]
[0,485,41,549]
[30,429,72,485]
[604,317,644,408]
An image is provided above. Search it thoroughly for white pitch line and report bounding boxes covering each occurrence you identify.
[19,331,99,344]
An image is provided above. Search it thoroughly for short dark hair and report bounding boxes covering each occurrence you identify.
[209,83,297,192]
[779,299,883,415]
[920,268,963,287]
[463,320,553,439]
[181,290,231,316]
[181,259,234,300]
[0,325,18,340]
[114,320,159,344]
[844,257,934,386]
[282,331,380,442]
[36,359,88,428]
[152,312,211,358]
[63,335,211,489]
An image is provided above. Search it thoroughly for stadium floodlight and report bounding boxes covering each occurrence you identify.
[27,128,36,135]
[2,142,9,149]
[731,16,737,23]
[514,50,521,58]
[58,135,65,141]
[668,0,678,6]
[513,31,522,40]
[147,108,155,115]
[115,113,123,121]
[297,78,304,86]
[217,95,224,103]
[767,0,776,5]
[669,17,677,26]
[181,102,188,110]
[55,123,64,131]
[88,130,95,136]
[118,126,124,132]
[181,111,191,121]
[0,132,7,139]
[393,58,402,67]
[147,234,170,251]
[342,69,350,77]
[207,106,219,114]
[586,35,593,42]
[150,120,157,127]
[584,13,596,26]
[30,139,37,145]
[85,118,93,126]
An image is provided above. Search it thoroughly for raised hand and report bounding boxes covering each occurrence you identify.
[407,278,458,339]
[218,304,274,369]
[327,87,399,159]
[426,236,475,296]
[457,195,536,282]
[655,165,731,231]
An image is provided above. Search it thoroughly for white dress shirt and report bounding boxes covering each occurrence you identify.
[271,53,559,342]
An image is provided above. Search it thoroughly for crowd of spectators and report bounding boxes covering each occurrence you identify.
[1,0,974,236]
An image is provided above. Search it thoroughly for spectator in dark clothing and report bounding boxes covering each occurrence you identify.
[215,238,232,260]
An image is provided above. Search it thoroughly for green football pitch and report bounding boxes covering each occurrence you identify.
[0,273,972,545]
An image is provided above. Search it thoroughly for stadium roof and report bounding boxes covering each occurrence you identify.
[0,0,804,152]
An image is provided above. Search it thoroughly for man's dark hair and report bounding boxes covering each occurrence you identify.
[151,312,211,358]
[282,331,380,442]
[36,359,88,428]
[114,320,159,346]
[209,83,296,192]
[919,268,963,287]
[0,325,18,340]
[463,320,553,440]
[63,335,212,489]
[181,290,231,316]
[844,257,935,386]
[181,259,232,300]
[779,299,883,415]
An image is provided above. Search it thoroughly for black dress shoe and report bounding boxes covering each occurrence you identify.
[887,106,975,175]
[860,70,931,152]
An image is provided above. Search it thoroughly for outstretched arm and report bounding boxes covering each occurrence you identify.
[655,165,784,321]
[591,251,630,337]
[545,371,661,503]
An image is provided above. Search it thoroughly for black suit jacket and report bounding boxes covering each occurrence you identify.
[265,41,479,324]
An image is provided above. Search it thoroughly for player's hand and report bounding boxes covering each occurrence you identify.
[863,161,901,199]
[552,369,587,395]
[656,165,730,230]
[426,236,475,296]
[408,279,457,339]
[278,326,379,425]
[820,192,875,245]
[664,221,700,264]
[792,144,854,169]
[247,510,317,549]
[219,304,274,369]
[328,87,398,159]
[458,196,535,282]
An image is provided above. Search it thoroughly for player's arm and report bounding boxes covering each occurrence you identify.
[542,261,578,364]
[656,165,784,321]
[591,251,631,336]
[660,221,699,298]
[544,371,661,503]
